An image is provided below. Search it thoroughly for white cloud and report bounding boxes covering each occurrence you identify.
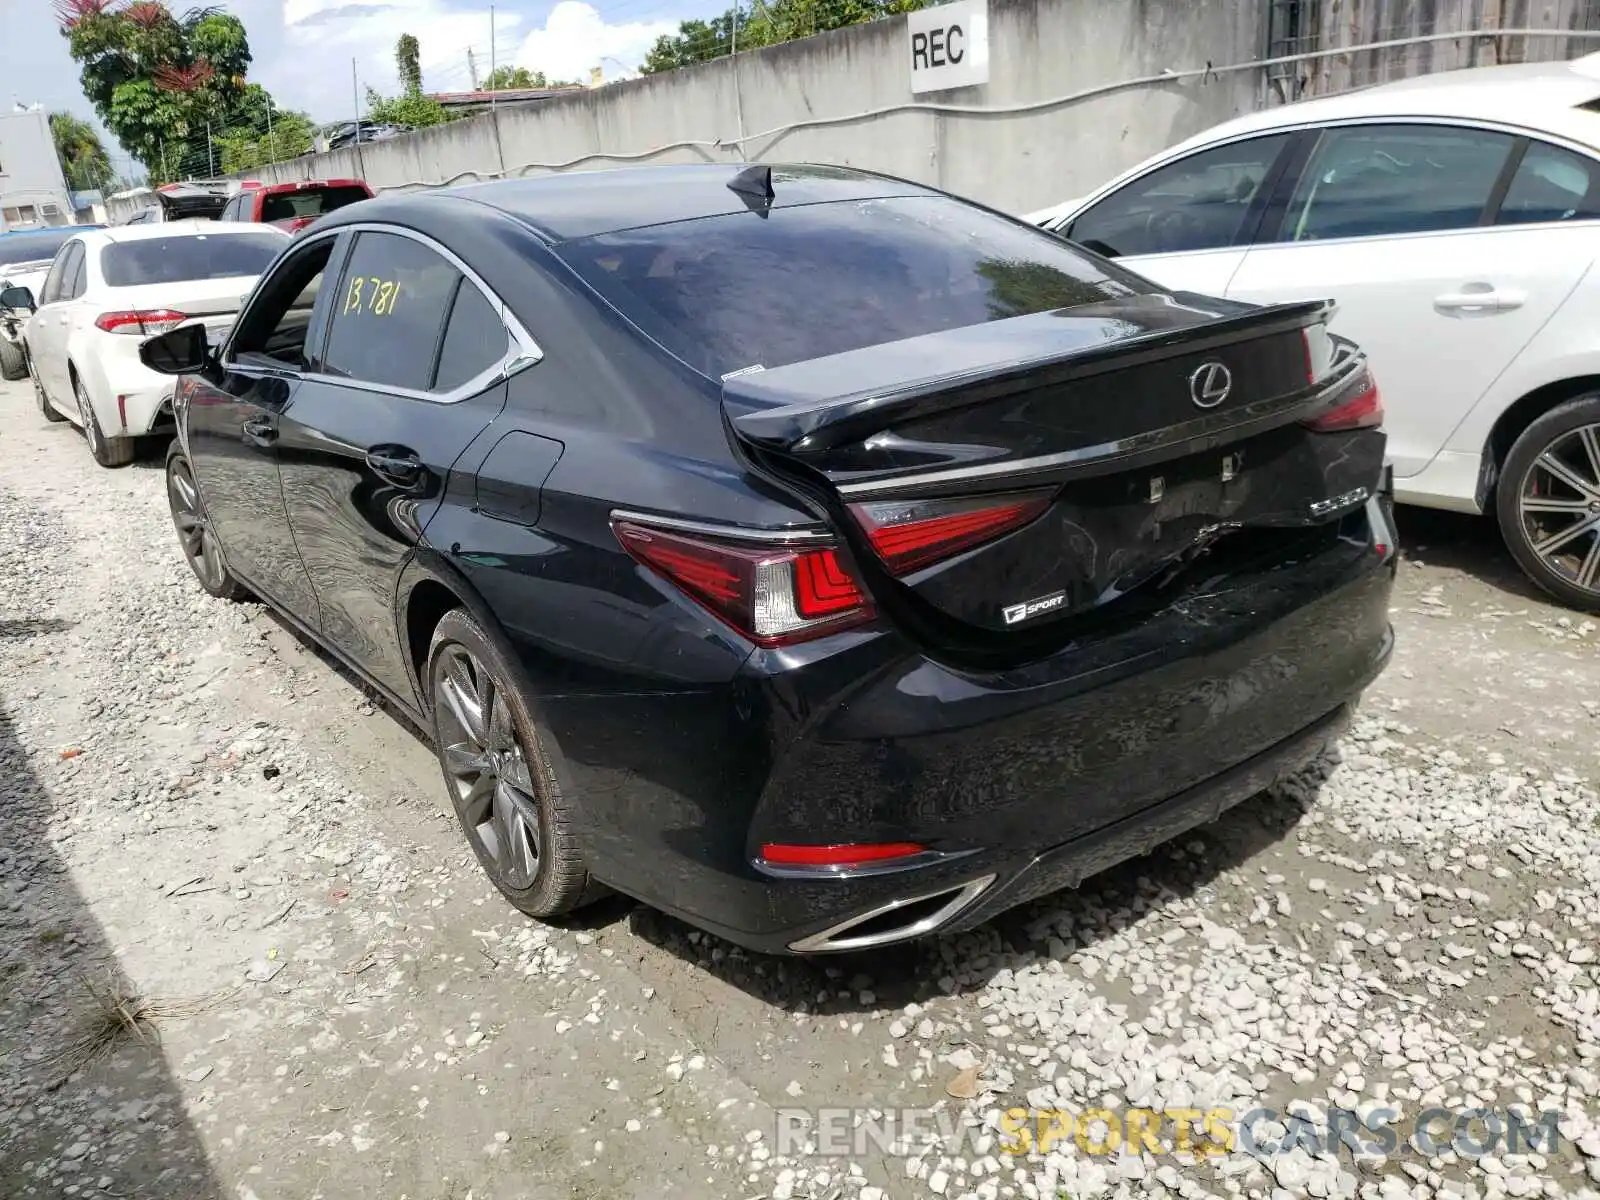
[514,1,676,83]
[276,0,523,116]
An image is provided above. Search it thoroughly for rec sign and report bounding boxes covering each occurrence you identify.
[907,0,990,94]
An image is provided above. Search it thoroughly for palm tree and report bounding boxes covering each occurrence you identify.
[49,112,113,193]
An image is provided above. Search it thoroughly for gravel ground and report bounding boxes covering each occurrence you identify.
[1,375,1598,1200]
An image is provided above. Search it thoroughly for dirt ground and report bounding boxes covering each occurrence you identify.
[1,376,1597,1200]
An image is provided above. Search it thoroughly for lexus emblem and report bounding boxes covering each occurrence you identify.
[1189,361,1232,409]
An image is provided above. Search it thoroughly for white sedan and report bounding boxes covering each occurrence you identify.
[2,221,287,467]
[1025,53,1600,609]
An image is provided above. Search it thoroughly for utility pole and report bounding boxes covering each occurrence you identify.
[489,5,497,111]
[265,91,276,165]
[467,47,480,89]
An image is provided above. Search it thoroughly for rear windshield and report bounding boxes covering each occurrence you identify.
[0,229,82,267]
[555,195,1151,378]
[101,232,285,286]
[261,186,369,223]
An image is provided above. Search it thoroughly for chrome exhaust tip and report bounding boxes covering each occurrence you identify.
[787,875,995,953]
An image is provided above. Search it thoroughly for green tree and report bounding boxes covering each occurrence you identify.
[363,84,455,129]
[49,111,112,191]
[396,33,422,96]
[639,0,927,74]
[57,0,286,181]
[214,107,314,174]
[481,65,578,89]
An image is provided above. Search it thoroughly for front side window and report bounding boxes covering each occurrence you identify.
[320,231,462,390]
[1067,134,1292,258]
[557,195,1150,380]
[101,232,285,286]
[1280,123,1515,242]
[1497,141,1600,225]
[230,241,332,371]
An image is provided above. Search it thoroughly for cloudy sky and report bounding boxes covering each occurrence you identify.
[3,0,708,172]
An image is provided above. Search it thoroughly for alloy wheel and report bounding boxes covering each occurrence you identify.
[434,645,541,889]
[168,456,227,592]
[75,379,102,458]
[1517,422,1600,595]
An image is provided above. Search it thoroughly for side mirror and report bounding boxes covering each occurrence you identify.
[140,323,210,376]
[0,286,36,312]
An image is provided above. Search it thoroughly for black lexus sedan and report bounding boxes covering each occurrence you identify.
[138,163,1396,955]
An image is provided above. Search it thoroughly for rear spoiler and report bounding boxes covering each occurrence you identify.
[723,297,1333,455]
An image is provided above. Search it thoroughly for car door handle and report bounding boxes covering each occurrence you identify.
[242,415,277,446]
[1434,287,1527,314]
[365,446,424,487]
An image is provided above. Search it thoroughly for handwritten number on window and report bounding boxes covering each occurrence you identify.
[342,275,401,317]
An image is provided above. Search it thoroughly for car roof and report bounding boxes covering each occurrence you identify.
[85,220,291,246]
[0,225,103,237]
[1174,51,1600,152]
[315,163,939,243]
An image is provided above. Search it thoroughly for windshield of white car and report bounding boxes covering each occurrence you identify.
[0,229,89,267]
[101,232,285,287]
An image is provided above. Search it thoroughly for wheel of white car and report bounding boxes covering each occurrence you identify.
[73,370,134,468]
[0,336,25,382]
[1498,394,1600,612]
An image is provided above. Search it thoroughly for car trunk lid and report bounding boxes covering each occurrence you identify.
[723,293,1384,640]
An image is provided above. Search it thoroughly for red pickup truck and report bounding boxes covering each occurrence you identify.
[219,179,374,234]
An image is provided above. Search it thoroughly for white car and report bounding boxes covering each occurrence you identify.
[4,221,287,467]
[1026,52,1600,608]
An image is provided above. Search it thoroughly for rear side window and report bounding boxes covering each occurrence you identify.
[320,231,461,390]
[1280,124,1515,241]
[432,281,509,392]
[261,187,369,223]
[65,245,86,299]
[39,244,73,304]
[1068,134,1292,257]
[100,232,285,286]
[557,196,1150,379]
[1497,142,1600,225]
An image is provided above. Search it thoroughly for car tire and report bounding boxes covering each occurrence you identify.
[426,608,598,919]
[0,336,25,382]
[1497,394,1600,611]
[74,372,134,468]
[165,441,249,601]
[28,349,63,422]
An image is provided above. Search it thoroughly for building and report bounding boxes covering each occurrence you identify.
[426,86,587,116]
[0,109,73,231]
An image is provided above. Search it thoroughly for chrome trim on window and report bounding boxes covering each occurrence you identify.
[221,221,543,404]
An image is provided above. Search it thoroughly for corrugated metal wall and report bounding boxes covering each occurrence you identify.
[1264,0,1600,102]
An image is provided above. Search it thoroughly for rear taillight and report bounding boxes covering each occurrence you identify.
[1304,370,1383,432]
[847,492,1053,576]
[96,309,189,336]
[612,519,873,646]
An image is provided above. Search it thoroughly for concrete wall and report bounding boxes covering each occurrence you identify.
[0,111,74,231]
[238,0,1265,217]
